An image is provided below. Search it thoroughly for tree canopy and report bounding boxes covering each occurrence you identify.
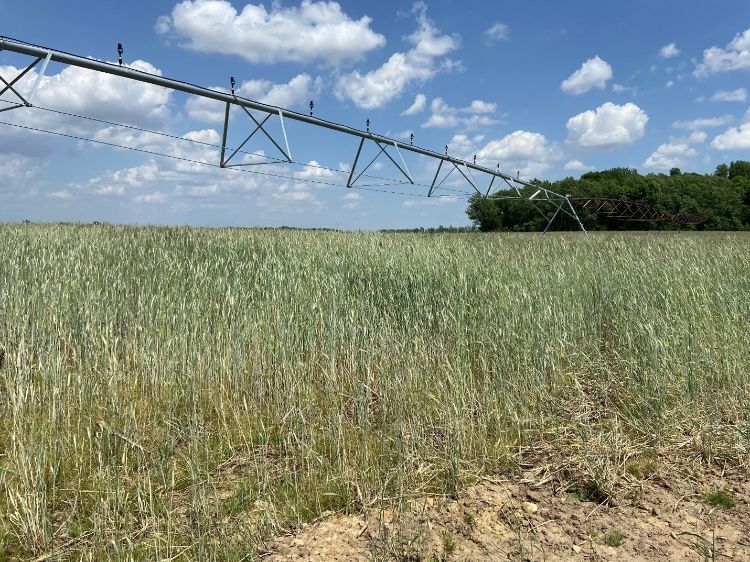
[467,161,750,231]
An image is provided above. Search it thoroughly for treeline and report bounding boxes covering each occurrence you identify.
[467,161,750,231]
[379,225,477,233]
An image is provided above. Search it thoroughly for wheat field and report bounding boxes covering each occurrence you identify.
[1,225,748,559]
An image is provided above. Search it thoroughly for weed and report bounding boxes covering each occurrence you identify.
[442,533,456,556]
[704,490,735,509]
[567,480,610,504]
[604,530,624,547]
[222,482,256,516]
[626,458,659,479]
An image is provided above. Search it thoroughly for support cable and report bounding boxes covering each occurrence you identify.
[0,118,470,200]
[0,98,477,197]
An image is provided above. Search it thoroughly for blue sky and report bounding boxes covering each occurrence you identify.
[1,0,749,229]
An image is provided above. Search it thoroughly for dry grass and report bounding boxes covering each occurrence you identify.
[0,225,748,560]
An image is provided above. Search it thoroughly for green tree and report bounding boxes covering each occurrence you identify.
[466,165,750,232]
[728,160,750,179]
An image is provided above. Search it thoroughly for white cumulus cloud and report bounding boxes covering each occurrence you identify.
[421,98,500,129]
[643,128,707,169]
[485,22,510,42]
[711,122,750,150]
[711,88,747,102]
[673,115,734,129]
[561,56,613,95]
[694,28,750,76]
[566,102,648,149]
[157,0,386,64]
[334,4,460,109]
[644,142,697,169]
[564,160,591,171]
[475,130,558,178]
[134,191,168,204]
[659,43,681,59]
[401,94,427,116]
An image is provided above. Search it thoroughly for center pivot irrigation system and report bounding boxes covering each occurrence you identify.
[0,35,591,231]
[1,36,696,233]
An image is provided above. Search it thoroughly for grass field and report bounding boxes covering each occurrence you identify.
[1,225,748,560]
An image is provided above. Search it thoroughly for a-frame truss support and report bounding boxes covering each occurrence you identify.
[219,102,292,168]
[0,50,51,112]
[346,137,413,188]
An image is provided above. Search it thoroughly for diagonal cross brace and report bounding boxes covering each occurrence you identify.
[220,102,293,167]
[428,159,483,197]
[0,52,52,114]
[346,137,414,188]
[0,55,43,112]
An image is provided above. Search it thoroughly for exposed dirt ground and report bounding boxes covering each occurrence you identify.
[264,463,750,561]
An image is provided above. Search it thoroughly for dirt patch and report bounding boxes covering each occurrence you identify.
[264,464,750,561]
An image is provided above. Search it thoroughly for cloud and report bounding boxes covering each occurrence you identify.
[334,4,460,109]
[67,126,272,201]
[0,155,43,193]
[464,100,496,114]
[561,56,613,95]
[643,128,707,169]
[475,130,558,178]
[666,80,674,88]
[185,74,323,122]
[485,22,509,42]
[643,142,697,169]
[421,97,500,129]
[612,83,637,95]
[711,122,750,150]
[294,160,336,180]
[49,190,73,200]
[343,191,362,208]
[134,192,168,204]
[564,160,591,171]
[401,94,427,116]
[566,102,648,149]
[673,115,734,129]
[711,88,747,102]
[428,131,556,181]
[659,43,681,59]
[402,195,458,207]
[272,189,315,202]
[694,28,750,76]
[157,0,385,64]
[447,133,485,156]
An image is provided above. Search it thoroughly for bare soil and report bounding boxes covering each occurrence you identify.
[264,463,750,561]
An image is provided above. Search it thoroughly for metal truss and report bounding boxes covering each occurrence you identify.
[0,35,587,232]
[570,197,705,225]
[346,136,413,187]
[0,49,51,112]
[219,101,292,168]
